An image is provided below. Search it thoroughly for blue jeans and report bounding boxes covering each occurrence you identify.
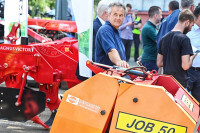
[187,68,200,103]
[141,60,158,71]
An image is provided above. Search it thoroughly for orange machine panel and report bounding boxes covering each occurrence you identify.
[50,73,119,133]
[110,83,197,133]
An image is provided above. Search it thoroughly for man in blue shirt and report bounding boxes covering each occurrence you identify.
[157,0,194,47]
[95,2,129,68]
[186,6,200,102]
[119,3,134,62]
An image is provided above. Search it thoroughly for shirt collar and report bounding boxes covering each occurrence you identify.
[97,16,105,25]
[105,21,119,33]
[147,20,156,28]
[192,23,200,30]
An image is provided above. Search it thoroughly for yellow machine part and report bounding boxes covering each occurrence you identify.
[109,83,196,133]
[50,73,120,133]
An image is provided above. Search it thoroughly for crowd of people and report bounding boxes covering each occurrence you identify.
[92,0,200,103]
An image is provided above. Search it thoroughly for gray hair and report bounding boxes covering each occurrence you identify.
[97,1,109,17]
[181,0,194,9]
[108,2,126,15]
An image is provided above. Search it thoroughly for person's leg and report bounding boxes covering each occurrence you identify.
[126,40,133,62]
[141,61,150,71]
[188,68,200,103]
[122,39,128,61]
[149,60,158,71]
[133,34,140,62]
[142,60,158,71]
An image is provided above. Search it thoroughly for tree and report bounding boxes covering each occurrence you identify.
[94,0,101,18]
[94,0,101,6]
[28,0,55,17]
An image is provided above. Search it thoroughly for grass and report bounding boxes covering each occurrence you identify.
[130,44,143,58]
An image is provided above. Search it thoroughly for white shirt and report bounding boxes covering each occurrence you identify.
[186,24,200,67]
[97,16,105,25]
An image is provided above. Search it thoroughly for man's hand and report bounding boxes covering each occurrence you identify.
[126,22,134,26]
[116,60,129,68]
[108,49,130,68]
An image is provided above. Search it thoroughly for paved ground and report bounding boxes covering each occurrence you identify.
[0,110,51,133]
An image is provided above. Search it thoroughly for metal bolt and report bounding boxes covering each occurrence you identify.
[46,98,51,102]
[1,93,3,95]
[133,98,138,103]
[100,110,106,115]
[15,102,19,106]
[23,65,29,72]
[3,63,8,68]
[0,107,2,109]
[18,109,20,112]
[34,54,40,57]
[15,23,18,27]
[1,100,3,102]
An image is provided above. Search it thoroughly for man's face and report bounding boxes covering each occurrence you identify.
[155,9,162,24]
[196,15,200,27]
[134,10,138,15]
[108,6,125,29]
[126,6,131,12]
[183,21,194,34]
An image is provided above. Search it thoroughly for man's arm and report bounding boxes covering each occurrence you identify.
[134,23,142,29]
[157,53,163,68]
[134,19,142,29]
[119,22,134,31]
[147,27,157,43]
[182,54,197,70]
[108,49,129,68]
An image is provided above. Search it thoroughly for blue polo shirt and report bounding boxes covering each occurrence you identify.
[157,9,180,48]
[95,21,126,66]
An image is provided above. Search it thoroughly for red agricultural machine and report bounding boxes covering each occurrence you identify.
[28,19,77,41]
[0,20,81,129]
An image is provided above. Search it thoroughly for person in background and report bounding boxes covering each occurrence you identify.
[141,6,162,71]
[157,9,196,88]
[95,2,129,68]
[157,0,194,48]
[132,9,142,62]
[93,1,109,61]
[168,0,179,14]
[186,6,200,102]
[119,3,134,62]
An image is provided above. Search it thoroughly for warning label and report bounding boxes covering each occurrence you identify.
[116,112,187,133]
[181,94,194,112]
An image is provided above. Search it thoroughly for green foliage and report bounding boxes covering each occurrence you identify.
[29,0,99,18]
[28,0,55,17]
[94,0,101,6]
[130,45,143,57]
[93,0,101,18]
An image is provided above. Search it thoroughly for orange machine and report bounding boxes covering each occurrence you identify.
[50,62,200,133]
